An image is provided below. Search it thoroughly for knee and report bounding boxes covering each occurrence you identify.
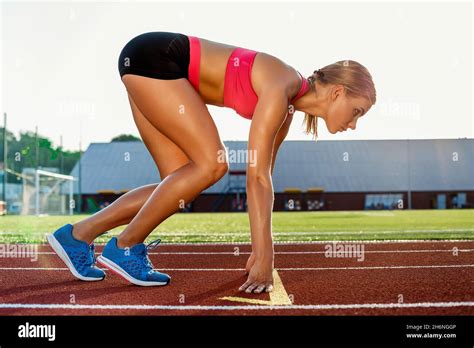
[212,161,229,182]
[196,157,229,185]
[206,161,228,184]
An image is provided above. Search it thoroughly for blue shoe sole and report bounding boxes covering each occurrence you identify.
[97,255,170,287]
[47,233,105,281]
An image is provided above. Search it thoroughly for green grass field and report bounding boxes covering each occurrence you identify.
[0,209,473,244]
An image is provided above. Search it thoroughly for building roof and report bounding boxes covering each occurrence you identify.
[69,139,474,194]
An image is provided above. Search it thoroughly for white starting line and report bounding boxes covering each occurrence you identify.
[0,301,473,311]
[0,264,473,271]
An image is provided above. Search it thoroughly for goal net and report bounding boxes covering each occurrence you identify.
[21,168,75,216]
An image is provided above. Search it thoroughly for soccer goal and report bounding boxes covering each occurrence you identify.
[21,168,75,216]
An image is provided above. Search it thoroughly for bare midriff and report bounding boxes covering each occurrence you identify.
[194,37,298,110]
[196,38,236,106]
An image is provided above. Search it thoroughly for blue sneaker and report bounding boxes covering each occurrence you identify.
[97,237,170,286]
[46,224,105,281]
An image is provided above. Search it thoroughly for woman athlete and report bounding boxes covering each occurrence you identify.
[47,31,376,294]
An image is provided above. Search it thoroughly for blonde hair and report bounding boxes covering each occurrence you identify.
[302,60,377,140]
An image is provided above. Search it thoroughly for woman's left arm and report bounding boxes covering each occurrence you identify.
[239,87,290,294]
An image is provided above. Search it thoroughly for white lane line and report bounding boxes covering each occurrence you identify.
[0,264,472,271]
[24,240,474,248]
[1,228,473,236]
[276,264,474,271]
[0,267,244,271]
[18,249,474,256]
[0,301,472,311]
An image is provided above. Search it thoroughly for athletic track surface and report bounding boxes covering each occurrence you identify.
[0,240,472,316]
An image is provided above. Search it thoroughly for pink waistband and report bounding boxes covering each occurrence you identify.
[187,35,201,92]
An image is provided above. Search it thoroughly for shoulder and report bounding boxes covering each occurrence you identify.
[251,52,302,101]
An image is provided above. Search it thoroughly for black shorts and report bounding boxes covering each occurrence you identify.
[118,31,190,80]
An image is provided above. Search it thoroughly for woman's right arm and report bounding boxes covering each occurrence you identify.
[271,112,293,175]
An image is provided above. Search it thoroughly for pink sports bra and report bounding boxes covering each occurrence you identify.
[187,35,309,119]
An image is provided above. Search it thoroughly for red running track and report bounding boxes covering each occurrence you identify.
[0,241,472,316]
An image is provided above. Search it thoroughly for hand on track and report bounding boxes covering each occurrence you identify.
[239,258,274,294]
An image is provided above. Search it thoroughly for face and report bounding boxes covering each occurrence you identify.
[324,85,371,134]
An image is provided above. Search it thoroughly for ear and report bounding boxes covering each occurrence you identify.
[330,84,345,101]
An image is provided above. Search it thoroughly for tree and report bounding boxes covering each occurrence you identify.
[0,128,81,182]
[111,134,142,142]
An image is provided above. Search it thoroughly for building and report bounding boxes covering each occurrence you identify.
[69,139,474,213]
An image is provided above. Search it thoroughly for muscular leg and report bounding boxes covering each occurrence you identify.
[72,89,191,244]
[75,75,228,248]
[72,184,156,244]
[114,75,228,248]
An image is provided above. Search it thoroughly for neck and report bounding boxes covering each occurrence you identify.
[292,82,328,123]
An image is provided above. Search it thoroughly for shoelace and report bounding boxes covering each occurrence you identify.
[86,243,97,268]
[146,238,162,250]
[142,239,162,273]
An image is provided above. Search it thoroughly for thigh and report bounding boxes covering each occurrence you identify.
[121,75,227,167]
[127,92,190,180]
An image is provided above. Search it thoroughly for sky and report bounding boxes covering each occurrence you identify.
[1,0,473,152]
